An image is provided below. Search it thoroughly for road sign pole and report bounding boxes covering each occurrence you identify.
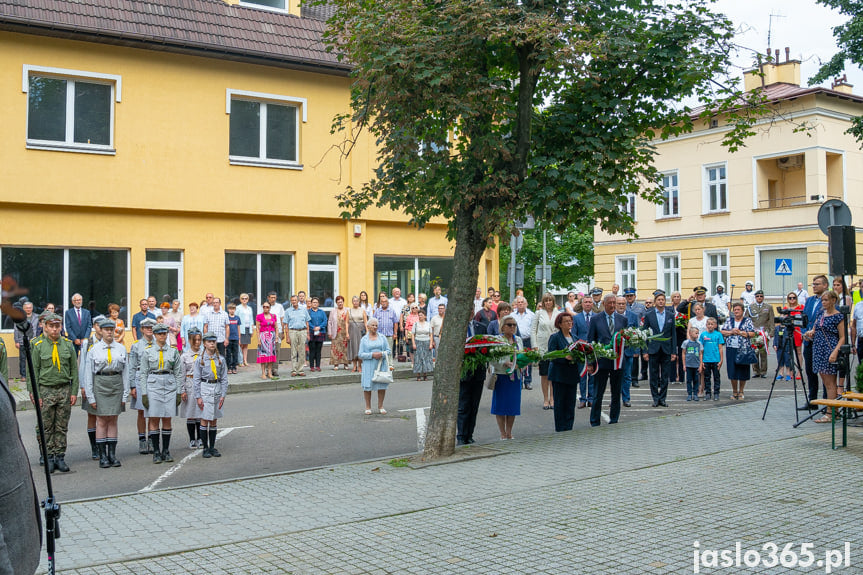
[541,229,547,297]
[510,234,517,302]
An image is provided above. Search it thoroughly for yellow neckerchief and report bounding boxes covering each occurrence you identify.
[158,345,165,370]
[210,358,218,379]
[51,340,61,371]
[198,350,221,379]
[107,344,112,365]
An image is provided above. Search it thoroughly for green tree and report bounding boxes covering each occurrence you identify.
[499,225,593,306]
[811,0,863,142]
[324,0,761,459]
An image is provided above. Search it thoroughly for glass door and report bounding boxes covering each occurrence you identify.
[145,250,183,307]
[308,254,338,312]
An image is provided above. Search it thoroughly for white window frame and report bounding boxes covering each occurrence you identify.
[702,249,729,293]
[238,0,288,12]
[703,162,728,214]
[226,89,307,169]
[615,255,637,292]
[145,252,184,311]
[657,170,680,219]
[23,65,121,155]
[656,252,681,294]
[622,192,637,221]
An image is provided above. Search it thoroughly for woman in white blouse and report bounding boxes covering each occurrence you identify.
[531,293,561,410]
[235,293,255,367]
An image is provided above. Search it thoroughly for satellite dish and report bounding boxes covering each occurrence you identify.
[817,199,852,236]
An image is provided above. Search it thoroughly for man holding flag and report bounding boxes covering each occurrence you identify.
[745,290,775,378]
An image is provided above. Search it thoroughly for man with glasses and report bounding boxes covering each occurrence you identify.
[745,290,775,378]
[802,275,829,408]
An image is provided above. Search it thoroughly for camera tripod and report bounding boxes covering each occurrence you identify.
[762,324,808,423]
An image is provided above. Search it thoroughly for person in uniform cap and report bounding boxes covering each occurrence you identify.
[711,283,730,320]
[180,327,204,449]
[82,318,129,468]
[129,317,157,454]
[745,290,775,378]
[29,313,78,473]
[193,332,229,458]
[79,315,106,461]
[590,287,603,307]
[678,286,719,323]
[137,321,183,463]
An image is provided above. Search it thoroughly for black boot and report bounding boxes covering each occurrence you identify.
[208,428,220,457]
[99,443,111,468]
[46,455,56,474]
[200,425,211,458]
[150,432,162,464]
[88,428,99,460]
[161,430,173,463]
[54,454,70,473]
[107,441,121,467]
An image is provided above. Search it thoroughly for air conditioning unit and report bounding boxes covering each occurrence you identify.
[777,155,804,169]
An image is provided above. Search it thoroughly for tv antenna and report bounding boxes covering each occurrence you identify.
[767,11,786,59]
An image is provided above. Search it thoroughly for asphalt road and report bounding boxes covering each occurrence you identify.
[19,369,803,502]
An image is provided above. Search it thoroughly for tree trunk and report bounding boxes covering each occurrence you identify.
[422,207,487,459]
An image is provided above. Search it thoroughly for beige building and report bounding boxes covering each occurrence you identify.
[594,54,863,300]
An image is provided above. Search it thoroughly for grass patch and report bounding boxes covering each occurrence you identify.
[387,457,410,468]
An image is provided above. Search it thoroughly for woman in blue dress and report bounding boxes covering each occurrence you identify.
[805,290,846,423]
[358,318,391,415]
[491,317,524,440]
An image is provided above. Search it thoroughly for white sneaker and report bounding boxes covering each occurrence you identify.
[189,441,196,449]
[196,439,204,449]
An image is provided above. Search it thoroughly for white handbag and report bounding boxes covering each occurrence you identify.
[372,355,393,384]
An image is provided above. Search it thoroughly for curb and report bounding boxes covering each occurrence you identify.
[12,368,420,411]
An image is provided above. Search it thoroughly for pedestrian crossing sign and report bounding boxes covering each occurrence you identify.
[775,259,792,275]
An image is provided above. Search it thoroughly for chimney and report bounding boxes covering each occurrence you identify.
[744,46,801,91]
[832,74,855,95]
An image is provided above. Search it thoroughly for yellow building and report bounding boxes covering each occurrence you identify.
[594,54,863,301]
[0,0,497,365]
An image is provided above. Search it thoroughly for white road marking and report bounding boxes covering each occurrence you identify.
[138,425,254,493]
[398,407,430,450]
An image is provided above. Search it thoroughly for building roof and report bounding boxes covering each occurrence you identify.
[0,0,350,75]
[690,82,863,118]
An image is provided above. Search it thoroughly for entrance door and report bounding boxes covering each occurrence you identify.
[145,250,183,306]
[308,254,338,312]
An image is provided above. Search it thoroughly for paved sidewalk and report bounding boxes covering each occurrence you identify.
[39,396,862,574]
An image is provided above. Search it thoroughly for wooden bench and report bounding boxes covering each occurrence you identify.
[840,391,863,401]
[810,398,863,449]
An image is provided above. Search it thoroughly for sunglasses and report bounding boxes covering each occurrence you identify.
[788,296,797,300]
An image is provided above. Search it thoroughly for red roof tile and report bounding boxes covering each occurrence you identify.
[0,0,349,74]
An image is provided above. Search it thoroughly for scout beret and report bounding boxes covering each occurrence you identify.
[93,314,107,324]
[187,327,202,337]
[202,332,218,341]
[754,290,764,296]
[152,323,169,334]
[45,313,62,324]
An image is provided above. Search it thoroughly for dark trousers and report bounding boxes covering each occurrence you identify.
[226,340,240,369]
[590,368,622,426]
[551,380,578,431]
[648,350,672,403]
[675,353,685,383]
[308,340,323,368]
[19,351,27,378]
[457,370,485,442]
[216,342,226,358]
[685,366,699,395]
[639,354,648,379]
[702,362,721,394]
[803,342,819,401]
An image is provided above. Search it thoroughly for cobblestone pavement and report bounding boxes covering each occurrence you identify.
[40,396,862,574]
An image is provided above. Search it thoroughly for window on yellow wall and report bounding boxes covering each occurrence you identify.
[226,90,306,169]
[240,0,286,10]
[24,66,121,154]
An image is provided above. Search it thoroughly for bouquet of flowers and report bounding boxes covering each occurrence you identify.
[542,340,596,364]
[675,312,689,329]
[516,348,544,369]
[462,335,517,377]
[750,335,766,350]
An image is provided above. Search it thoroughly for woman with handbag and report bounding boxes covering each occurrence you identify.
[720,302,756,400]
[804,290,846,423]
[491,317,524,440]
[358,318,392,415]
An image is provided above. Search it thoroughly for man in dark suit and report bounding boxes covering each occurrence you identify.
[587,294,628,426]
[572,295,596,408]
[0,371,42,574]
[641,290,678,407]
[64,292,92,354]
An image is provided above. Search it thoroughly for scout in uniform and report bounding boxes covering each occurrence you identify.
[137,322,183,463]
[82,318,129,468]
[28,313,78,473]
[129,317,156,454]
[180,327,204,449]
[193,332,229,458]
[79,314,105,460]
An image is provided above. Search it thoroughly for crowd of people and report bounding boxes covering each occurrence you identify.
[7,273,858,469]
